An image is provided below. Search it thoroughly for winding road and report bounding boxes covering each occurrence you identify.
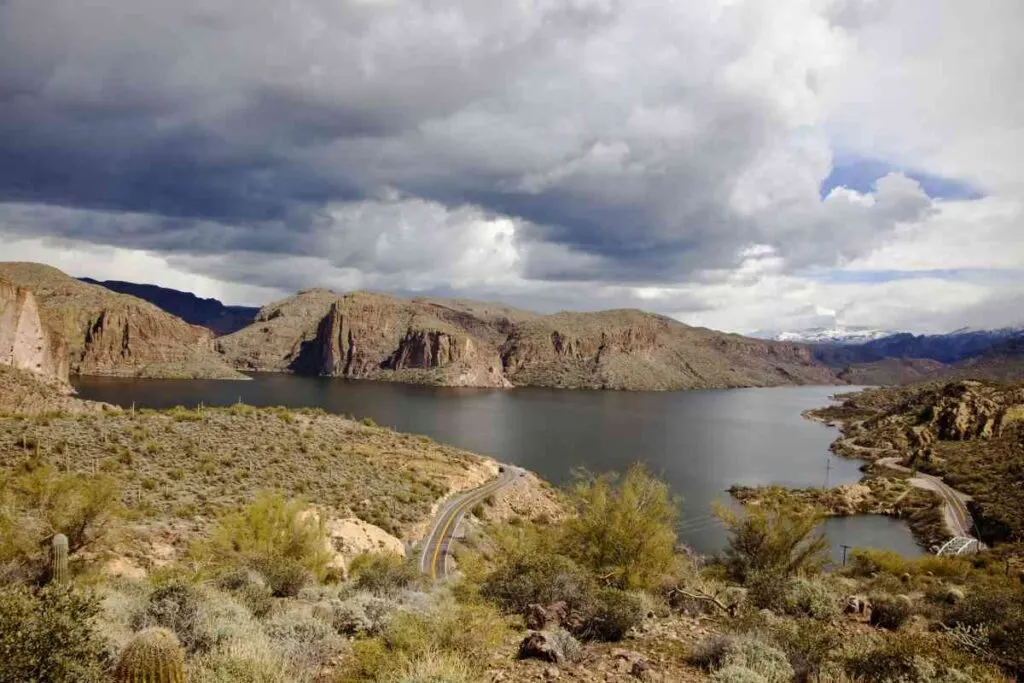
[877,456,975,539]
[418,465,522,579]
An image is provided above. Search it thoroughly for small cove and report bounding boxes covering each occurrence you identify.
[74,374,922,558]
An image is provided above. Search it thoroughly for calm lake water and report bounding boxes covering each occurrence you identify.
[74,374,922,559]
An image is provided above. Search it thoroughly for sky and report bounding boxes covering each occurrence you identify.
[1,0,1022,335]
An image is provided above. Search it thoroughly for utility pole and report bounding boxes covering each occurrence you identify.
[840,544,852,566]
[824,456,833,489]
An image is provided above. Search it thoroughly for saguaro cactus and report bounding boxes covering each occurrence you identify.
[114,628,187,683]
[50,533,68,585]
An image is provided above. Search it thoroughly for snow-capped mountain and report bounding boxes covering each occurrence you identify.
[769,326,901,345]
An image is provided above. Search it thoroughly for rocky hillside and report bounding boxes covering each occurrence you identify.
[217,288,839,390]
[80,278,259,336]
[0,263,246,380]
[0,278,69,387]
[809,380,1024,544]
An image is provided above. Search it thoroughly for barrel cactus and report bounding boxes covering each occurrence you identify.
[114,627,187,683]
[50,533,68,585]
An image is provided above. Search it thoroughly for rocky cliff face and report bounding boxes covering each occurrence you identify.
[0,263,245,380]
[219,291,510,387]
[0,279,69,387]
[218,289,839,390]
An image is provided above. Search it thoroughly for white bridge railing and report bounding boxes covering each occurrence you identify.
[936,536,983,556]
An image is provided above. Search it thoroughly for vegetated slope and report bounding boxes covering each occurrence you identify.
[216,288,840,390]
[836,358,948,385]
[809,380,1024,544]
[80,278,259,336]
[0,263,246,379]
[0,278,69,387]
[0,365,101,414]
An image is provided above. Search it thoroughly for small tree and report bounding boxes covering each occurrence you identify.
[719,506,829,584]
[563,464,678,590]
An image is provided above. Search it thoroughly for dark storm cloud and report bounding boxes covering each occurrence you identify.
[0,0,920,288]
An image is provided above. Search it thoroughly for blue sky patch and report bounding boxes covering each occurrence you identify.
[820,158,983,201]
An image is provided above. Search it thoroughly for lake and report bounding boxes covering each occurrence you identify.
[73,374,923,560]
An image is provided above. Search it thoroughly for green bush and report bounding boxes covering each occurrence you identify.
[199,493,331,583]
[131,581,213,653]
[480,553,593,615]
[263,608,345,672]
[0,585,108,683]
[784,578,840,620]
[720,507,829,584]
[251,555,310,598]
[692,635,792,683]
[745,570,791,612]
[578,588,645,642]
[326,592,395,636]
[349,552,420,596]
[844,631,972,682]
[769,618,842,682]
[563,464,678,590]
[869,593,914,630]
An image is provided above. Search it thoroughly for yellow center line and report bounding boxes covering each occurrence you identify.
[429,477,505,579]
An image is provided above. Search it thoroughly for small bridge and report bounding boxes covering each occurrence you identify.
[936,536,984,556]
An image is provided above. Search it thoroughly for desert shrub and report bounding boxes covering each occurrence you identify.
[349,552,420,596]
[327,592,396,636]
[848,549,908,577]
[720,507,829,583]
[251,555,310,598]
[719,638,794,683]
[480,552,594,615]
[545,628,584,664]
[562,464,678,590]
[869,593,914,630]
[0,585,108,683]
[710,666,768,683]
[383,651,476,683]
[263,607,346,671]
[746,569,792,612]
[769,618,842,682]
[945,587,1024,676]
[693,634,793,683]
[216,568,275,617]
[784,578,840,620]
[191,651,293,683]
[131,580,213,653]
[844,631,972,682]
[385,602,509,668]
[200,493,331,583]
[577,587,645,642]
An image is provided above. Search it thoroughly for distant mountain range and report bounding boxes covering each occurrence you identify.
[768,326,900,345]
[769,324,1024,385]
[79,278,259,336]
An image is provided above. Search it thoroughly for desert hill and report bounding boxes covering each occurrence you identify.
[216,287,840,390]
[0,263,246,380]
[80,277,259,336]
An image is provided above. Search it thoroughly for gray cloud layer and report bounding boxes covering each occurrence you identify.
[1,0,1022,333]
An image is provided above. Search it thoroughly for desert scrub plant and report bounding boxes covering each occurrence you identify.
[381,651,477,683]
[869,593,914,630]
[710,666,768,683]
[349,552,421,596]
[577,587,645,642]
[263,606,346,672]
[323,591,396,636]
[49,532,69,585]
[197,492,331,592]
[0,584,108,683]
[719,506,829,583]
[132,581,213,653]
[480,552,594,616]
[783,577,840,620]
[844,631,979,683]
[691,634,793,683]
[563,463,678,590]
[113,627,186,683]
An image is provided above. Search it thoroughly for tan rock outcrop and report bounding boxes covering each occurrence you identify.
[0,263,245,379]
[0,279,69,387]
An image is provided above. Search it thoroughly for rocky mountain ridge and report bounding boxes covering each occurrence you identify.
[79,278,259,336]
[216,287,840,390]
[0,263,246,380]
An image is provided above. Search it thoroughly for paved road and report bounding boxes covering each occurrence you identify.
[418,465,521,579]
[877,457,974,538]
